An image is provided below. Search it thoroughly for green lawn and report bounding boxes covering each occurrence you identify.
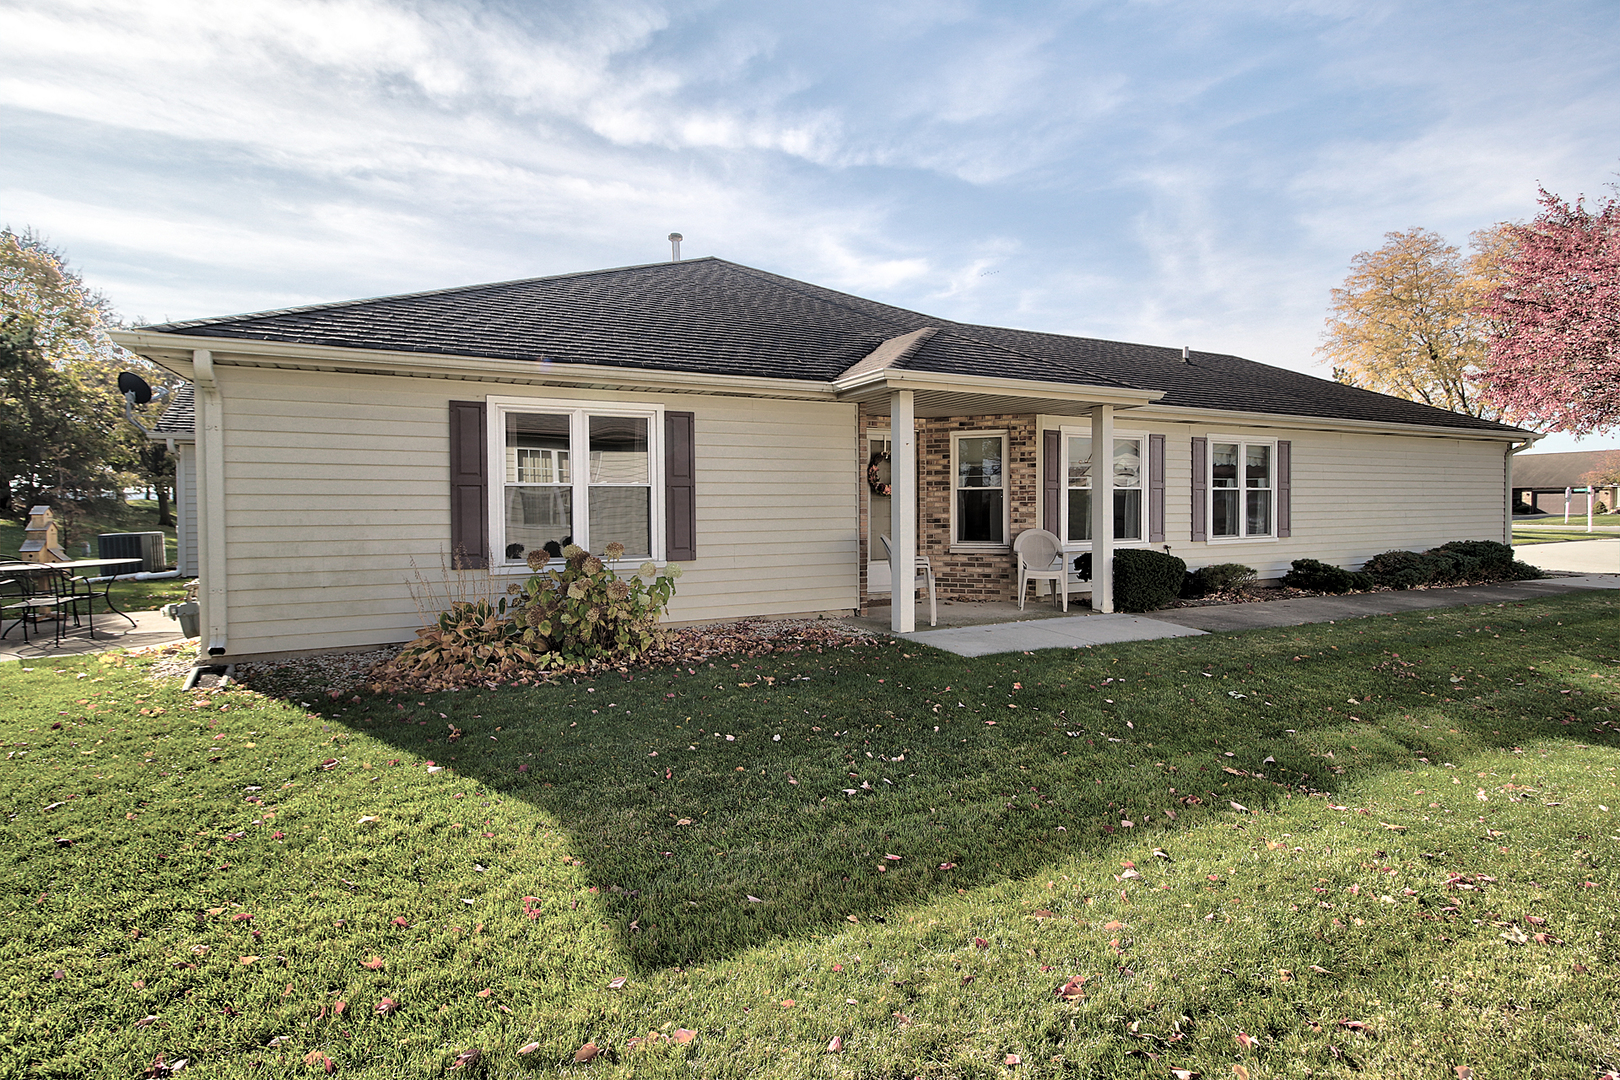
[3,500,189,612]
[3,594,1618,1078]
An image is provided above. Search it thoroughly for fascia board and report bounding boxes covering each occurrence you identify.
[1133,402,1541,443]
[110,331,838,402]
[832,366,1163,408]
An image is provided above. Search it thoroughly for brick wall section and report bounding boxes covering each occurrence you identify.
[858,407,1039,610]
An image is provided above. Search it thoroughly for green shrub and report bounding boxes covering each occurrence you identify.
[1281,558,1363,594]
[1361,550,1435,590]
[1435,540,1515,573]
[378,542,680,690]
[1113,548,1187,612]
[1362,541,1541,590]
[1180,562,1258,599]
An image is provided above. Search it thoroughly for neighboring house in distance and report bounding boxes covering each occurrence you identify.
[1508,450,1619,515]
[148,383,198,577]
[112,256,1537,665]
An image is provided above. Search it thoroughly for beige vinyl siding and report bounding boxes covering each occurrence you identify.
[1041,415,1509,578]
[212,366,858,658]
[174,444,199,576]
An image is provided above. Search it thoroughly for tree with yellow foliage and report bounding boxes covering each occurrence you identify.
[1317,226,1509,421]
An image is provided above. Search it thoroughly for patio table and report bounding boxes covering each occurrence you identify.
[0,558,143,645]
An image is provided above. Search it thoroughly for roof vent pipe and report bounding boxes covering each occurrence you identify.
[1181,345,1190,363]
[668,233,683,261]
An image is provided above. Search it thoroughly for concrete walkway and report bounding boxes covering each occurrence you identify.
[1514,539,1620,575]
[0,609,188,663]
[887,573,1617,657]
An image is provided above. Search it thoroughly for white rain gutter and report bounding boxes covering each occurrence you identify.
[193,349,229,656]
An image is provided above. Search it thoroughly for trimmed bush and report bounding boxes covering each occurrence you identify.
[1281,558,1368,594]
[1180,562,1257,599]
[1362,540,1541,590]
[1113,548,1187,612]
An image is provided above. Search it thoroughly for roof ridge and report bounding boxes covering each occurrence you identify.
[139,257,726,331]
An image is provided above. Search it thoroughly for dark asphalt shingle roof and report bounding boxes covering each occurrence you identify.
[150,383,194,437]
[138,257,1525,435]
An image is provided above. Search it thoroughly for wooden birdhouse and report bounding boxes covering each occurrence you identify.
[19,505,69,563]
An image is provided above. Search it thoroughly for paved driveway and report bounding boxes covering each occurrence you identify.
[1514,539,1620,574]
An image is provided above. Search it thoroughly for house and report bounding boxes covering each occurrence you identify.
[1507,449,1618,515]
[111,256,1536,664]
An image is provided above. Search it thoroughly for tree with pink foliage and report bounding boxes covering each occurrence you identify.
[1477,186,1620,434]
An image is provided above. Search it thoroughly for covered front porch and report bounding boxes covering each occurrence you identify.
[832,355,1164,634]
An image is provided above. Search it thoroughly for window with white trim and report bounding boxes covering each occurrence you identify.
[493,400,663,566]
[951,431,1008,546]
[1209,438,1273,539]
[1063,431,1146,545]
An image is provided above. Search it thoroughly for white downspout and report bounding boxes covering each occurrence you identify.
[889,390,917,633]
[193,350,228,656]
[1090,404,1114,613]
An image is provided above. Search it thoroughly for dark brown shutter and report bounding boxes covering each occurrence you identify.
[1277,439,1292,538]
[665,410,696,561]
[1042,430,1061,536]
[1190,436,1207,543]
[448,400,488,569]
[1148,433,1166,543]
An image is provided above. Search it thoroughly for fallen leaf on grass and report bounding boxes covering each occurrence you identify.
[135,1015,159,1028]
[320,759,339,770]
[1170,1069,1199,1080]
[356,816,380,825]
[448,1048,481,1070]
[1500,926,1530,946]
[517,1042,540,1055]
[1233,1066,1250,1080]
[1005,1053,1021,1065]
[1235,1031,1256,1051]
[607,976,628,989]
[1454,1068,1474,1080]
[974,937,990,949]
[671,1029,696,1045]
[361,957,384,970]
[374,998,397,1015]
[302,1049,335,1074]
[238,956,259,965]
[826,1036,843,1053]
[781,999,796,1008]
[476,988,493,998]
[1338,1019,1374,1036]
[574,1042,600,1063]
[1103,920,1125,931]
[1055,976,1086,1001]
[1032,910,1054,920]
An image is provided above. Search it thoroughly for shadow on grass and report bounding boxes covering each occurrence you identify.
[309,593,1620,972]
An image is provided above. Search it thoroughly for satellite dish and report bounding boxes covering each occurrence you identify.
[117,371,153,405]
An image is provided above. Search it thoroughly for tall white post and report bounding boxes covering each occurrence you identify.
[1090,404,1114,614]
[890,390,917,633]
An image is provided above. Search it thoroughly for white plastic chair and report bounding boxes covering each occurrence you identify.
[879,535,937,627]
[1013,528,1068,612]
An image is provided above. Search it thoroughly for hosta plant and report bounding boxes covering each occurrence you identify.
[373,542,679,690]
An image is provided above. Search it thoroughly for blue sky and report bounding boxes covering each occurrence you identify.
[4,0,1618,454]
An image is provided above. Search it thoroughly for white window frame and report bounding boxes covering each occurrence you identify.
[486,395,666,573]
[949,429,1010,551]
[1206,434,1277,542]
[1059,426,1150,551]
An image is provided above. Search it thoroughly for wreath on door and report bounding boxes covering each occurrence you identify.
[867,449,892,497]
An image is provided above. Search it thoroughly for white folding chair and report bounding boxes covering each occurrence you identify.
[879,535,937,627]
[1013,528,1068,612]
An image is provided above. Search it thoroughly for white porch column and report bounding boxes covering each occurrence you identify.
[890,389,917,633]
[1090,404,1114,613]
